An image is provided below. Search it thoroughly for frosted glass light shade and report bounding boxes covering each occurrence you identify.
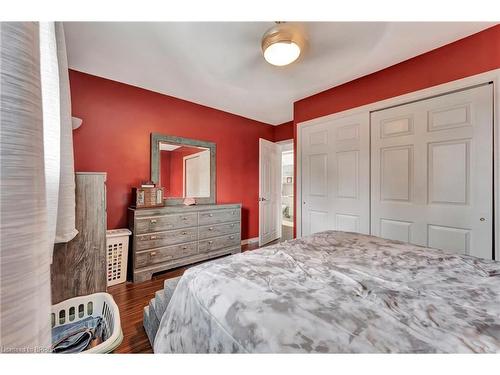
[263,41,301,66]
[261,23,306,67]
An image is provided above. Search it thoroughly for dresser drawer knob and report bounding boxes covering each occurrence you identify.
[150,219,157,224]
[208,241,213,245]
[230,224,234,227]
[150,235,158,240]
[208,213,213,217]
[181,231,187,235]
[229,235,235,240]
[208,227,214,231]
[182,217,188,221]
[182,246,188,250]
[150,252,157,256]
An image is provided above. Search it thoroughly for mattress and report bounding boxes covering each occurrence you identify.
[154,231,500,353]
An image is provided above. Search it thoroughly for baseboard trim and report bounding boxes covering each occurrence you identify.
[241,237,259,246]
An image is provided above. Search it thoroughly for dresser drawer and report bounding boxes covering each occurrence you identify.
[199,233,240,253]
[135,242,198,268]
[199,222,240,240]
[135,213,198,234]
[136,228,198,251]
[199,209,240,226]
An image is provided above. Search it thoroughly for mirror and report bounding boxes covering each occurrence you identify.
[160,143,210,198]
[151,134,216,205]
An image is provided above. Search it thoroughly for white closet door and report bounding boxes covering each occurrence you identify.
[301,113,370,236]
[371,84,493,259]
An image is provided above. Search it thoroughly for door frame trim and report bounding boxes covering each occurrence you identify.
[296,68,500,260]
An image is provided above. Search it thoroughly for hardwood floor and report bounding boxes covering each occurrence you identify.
[108,267,183,353]
[108,241,263,353]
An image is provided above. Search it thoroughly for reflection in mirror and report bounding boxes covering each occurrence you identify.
[159,142,211,199]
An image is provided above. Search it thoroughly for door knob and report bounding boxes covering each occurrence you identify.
[480,217,486,222]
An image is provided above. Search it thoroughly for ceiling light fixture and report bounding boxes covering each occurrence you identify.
[261,22,305,67]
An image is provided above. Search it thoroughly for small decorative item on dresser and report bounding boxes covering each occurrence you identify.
[183,197,196,206]
[141,180,156,188]
[132,186,165,208]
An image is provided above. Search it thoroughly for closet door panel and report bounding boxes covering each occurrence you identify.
[371,84,493,259]
[301,122,332,236]
[301,112,369,236]
[331,113,370,235]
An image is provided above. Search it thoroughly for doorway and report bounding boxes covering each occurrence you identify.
[258,138,295,247]
[280,141,294,241]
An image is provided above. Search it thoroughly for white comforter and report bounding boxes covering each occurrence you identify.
[154,231,500,353]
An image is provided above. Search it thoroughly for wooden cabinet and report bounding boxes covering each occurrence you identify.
[129,204,241,283]
[51,172,107,304]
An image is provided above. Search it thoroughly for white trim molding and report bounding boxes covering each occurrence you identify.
[296,68,500,260]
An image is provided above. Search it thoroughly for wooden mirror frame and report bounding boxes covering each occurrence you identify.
[151,133,216,205]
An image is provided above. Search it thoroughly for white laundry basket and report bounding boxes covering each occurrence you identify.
[51,292,123,353]
[106,229,132,286]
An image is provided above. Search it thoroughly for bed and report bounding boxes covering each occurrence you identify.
[153,231,500,353]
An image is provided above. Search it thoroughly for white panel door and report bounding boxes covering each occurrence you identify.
[259,138,282,246]
[371,84,493,259]
[184,156,200,197]
[184,149,210,197]
[301,112,370,236]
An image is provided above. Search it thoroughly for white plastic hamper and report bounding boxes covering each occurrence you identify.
[51,292,123,353]
[106,229,132,286]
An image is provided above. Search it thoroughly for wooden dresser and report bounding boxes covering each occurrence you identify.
[128,203,241,282]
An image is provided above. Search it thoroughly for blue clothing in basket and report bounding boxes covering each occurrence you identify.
[52,316,103,353]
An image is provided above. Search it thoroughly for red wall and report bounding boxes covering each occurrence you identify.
[295,25,500,123]
[70,70,275,240]
[273,121,294,142]
[292,25,500,236]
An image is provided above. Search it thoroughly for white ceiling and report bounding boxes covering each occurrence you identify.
[159,143,180,151]
[64,22,495,125]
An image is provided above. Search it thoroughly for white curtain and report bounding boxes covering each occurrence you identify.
[40,22,78,250]
[0,22,77,352]
[54,22,78,244]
